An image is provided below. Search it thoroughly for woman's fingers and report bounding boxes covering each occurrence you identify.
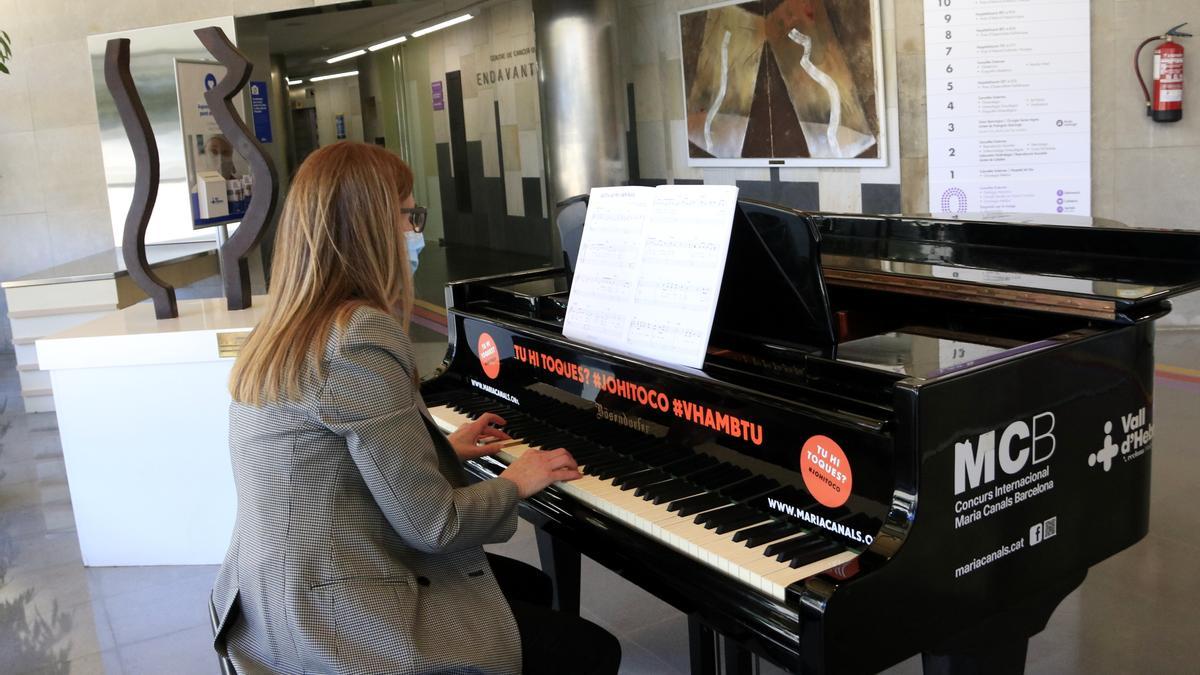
[475,413,511,439]
[542,447,574,461]
[553,467,583,482]
[547,454,579,471]
[487,427,513,441]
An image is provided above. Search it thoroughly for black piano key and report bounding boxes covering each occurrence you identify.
[660,453,717,476]
[609,466,657,485]
[713,513,770,535]
[692,466,753,491]
[731,520,784,544]
[720,476,779,501]
[677,463,725,481]
[772,533,830,559]
[734,522,804,548]
[632,476,683,498]
[788,542,844,569]
[503,422,539,435]
[535,429,576,446]
[619,470,676,492]
[649,482,706,505]
[634,447,689,467]
[583,445,625,461]
[594,460,644,481]
[614,469,669,490]
[562,446,606,463]
[620,439,664,455]
[457,402,496,415]
[695,504,755,528]
[776,537,839,566]
[763,532,822,559]
[669,493,732,517]
[777,486,819,510]
[633,475,691,497]
[517,430,557,445]
[580,457,629,475]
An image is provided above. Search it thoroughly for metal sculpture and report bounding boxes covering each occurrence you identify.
[195,26,279,311]
[104,38,179,320]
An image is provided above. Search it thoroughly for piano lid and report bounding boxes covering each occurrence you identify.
[816,213,1200,321]
[711,199,836,355]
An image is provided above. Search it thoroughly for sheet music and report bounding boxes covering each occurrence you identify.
[562,184,739,369]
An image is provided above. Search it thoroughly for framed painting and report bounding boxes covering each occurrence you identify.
[679,0,887,167]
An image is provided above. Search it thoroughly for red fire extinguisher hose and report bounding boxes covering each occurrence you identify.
[1133,35,1161,110]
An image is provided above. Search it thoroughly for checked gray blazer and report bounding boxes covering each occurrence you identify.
[211,305,523,674]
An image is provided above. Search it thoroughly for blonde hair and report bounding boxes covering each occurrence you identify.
[230,142,415,405]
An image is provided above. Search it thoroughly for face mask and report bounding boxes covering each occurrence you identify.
[405,230,425,274]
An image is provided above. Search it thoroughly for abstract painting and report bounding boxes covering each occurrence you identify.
[679,0,885,167]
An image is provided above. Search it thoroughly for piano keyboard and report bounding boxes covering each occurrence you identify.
[424,390,860,601]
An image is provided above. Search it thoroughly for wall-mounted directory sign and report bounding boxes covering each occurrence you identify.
[924,0,1091,216]
[249,80,272,143]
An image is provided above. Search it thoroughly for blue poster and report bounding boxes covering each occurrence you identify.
[249,80,272,143]
[336,114,346,140]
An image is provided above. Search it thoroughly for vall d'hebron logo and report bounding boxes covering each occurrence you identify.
[1089,407,1152,472]
[952,412,1057,530]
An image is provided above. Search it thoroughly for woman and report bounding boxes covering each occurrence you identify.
[211,142,620,674]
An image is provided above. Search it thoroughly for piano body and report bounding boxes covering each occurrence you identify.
[421,201,1200,674]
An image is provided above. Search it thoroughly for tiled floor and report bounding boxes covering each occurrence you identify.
[1,329,1197,674]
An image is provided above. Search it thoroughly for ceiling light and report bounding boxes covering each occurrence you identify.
[286,78,303,85]
[309,70,359,82]
[411,13,473,38]
[368,35,408,51]
[326,49,366,64]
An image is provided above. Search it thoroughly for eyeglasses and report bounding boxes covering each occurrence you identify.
[401,206,427,233]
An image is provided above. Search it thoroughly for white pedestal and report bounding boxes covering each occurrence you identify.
[37,297,268,566]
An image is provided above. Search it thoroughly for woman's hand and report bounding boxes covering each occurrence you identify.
[447,412,514,461]
[500,448,582,498]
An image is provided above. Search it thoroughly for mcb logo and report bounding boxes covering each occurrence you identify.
[953,412,1055,495]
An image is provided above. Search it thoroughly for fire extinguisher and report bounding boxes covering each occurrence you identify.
[1135,23,1191,123]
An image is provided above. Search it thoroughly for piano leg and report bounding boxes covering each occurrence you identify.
[688,616,718,675]
[920,570,1085,675]
[535,526,581,616]
[721,635,753,675]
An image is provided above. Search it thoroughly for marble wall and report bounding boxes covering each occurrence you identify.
[404,0,552,258]
[2,0,1200,354]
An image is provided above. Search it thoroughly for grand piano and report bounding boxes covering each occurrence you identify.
[421,200,1200,674]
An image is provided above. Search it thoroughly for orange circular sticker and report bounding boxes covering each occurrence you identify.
[801,435,852,508]
[477,332,501,379]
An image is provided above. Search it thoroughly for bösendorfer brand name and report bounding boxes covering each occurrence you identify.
[595,403,654,436]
